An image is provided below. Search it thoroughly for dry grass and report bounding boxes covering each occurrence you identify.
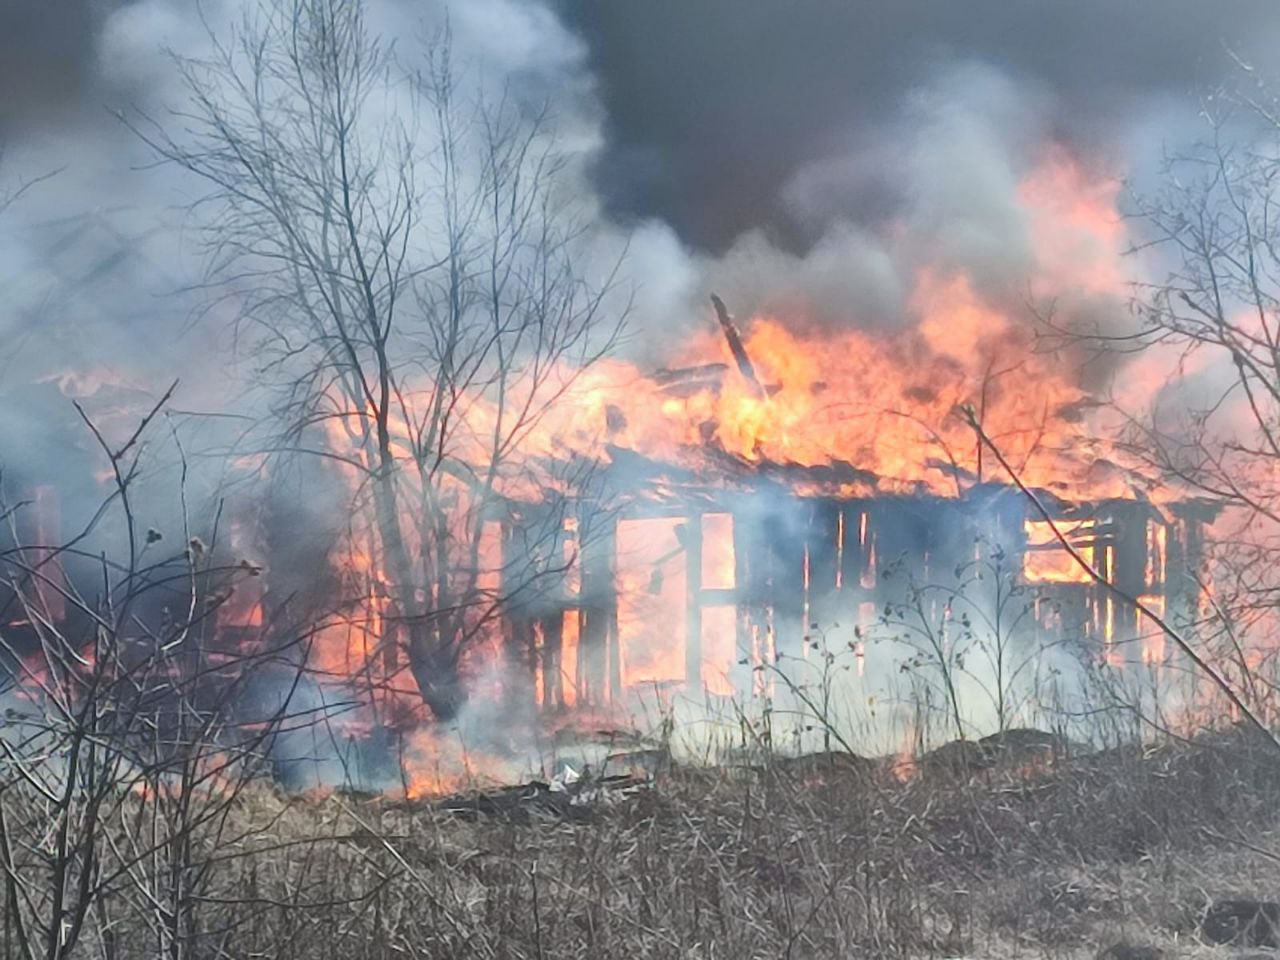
[12,726,1280,958]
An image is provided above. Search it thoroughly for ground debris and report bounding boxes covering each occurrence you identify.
[434,771,652,823]
[1202,899,1280,947]
[1096,942,1164,960]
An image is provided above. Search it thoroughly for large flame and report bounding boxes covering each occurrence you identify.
[548,154,1132,499]
[568,272,1092,495]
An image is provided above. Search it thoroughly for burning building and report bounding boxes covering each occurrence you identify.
[0,269,1218,795]
[2,280,1217,744]
[0,128,1221,785]
[485,325,1216,722]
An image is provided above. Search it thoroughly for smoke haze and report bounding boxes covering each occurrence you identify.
[1,0,1271,777]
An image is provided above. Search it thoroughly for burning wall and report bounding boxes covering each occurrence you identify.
[498,469,1214,713]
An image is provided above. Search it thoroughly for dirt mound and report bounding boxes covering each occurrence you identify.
[919,728,1082,780]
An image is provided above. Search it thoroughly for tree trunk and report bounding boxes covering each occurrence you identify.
[369,468,469,721]
[406,620,466,721]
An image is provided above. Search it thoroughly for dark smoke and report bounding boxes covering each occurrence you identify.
[0,1,103,133]
[559,0,1280,253]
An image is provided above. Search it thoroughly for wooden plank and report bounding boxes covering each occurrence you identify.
[577,511,617,705]
[685,513,703,690]
[806,500,841,633]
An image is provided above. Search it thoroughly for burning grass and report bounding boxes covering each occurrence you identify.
[37,724,1280,959]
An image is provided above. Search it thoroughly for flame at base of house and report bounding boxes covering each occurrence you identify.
[263,469,1217,797]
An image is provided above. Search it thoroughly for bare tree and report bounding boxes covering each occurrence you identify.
[1100,70,1280,728]
[0,150,60,220]
[128,0,626,722]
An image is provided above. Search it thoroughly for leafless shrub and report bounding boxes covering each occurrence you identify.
[0,393,320,959]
